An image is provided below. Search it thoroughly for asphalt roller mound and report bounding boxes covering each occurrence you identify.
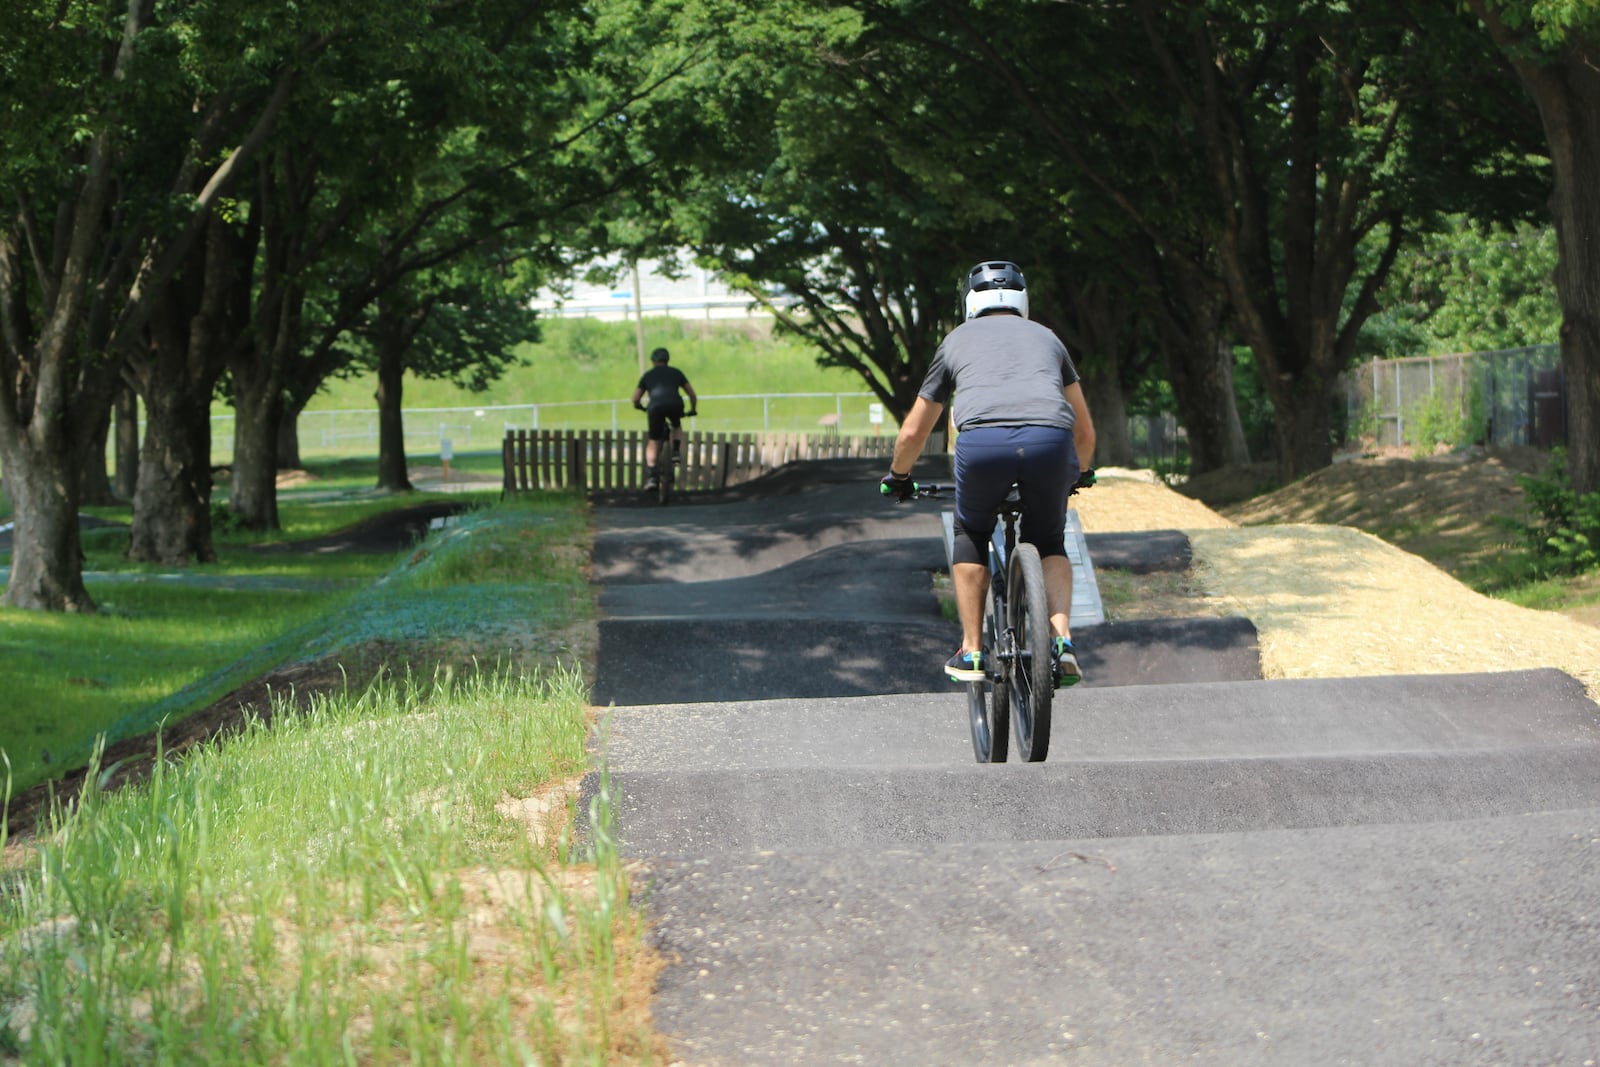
[582,461,1600,1065]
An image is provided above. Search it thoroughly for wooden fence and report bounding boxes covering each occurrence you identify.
[502,428,897,493]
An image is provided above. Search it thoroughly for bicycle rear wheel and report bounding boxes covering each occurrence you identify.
[655,458,672,504]
[1006,542,1054,762]
[967,613,1008,763]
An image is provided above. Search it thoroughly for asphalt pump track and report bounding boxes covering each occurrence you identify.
[583,458,1600,1065]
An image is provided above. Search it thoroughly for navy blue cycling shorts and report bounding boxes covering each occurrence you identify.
[950,425,1080,566]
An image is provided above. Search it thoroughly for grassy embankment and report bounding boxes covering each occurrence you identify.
[301,315,873,453]
[1,479,501,798]
[0,318,851,788]
[3,489,665,1063]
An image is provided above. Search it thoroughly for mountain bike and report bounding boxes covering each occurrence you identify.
[640,406,696,504]
[903,472,1093,763]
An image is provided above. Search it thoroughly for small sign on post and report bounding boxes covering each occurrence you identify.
[440,437,454,483]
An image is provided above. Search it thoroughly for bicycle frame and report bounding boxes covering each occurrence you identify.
[983,488,1029,679]
[902,470,1092,762]
[641,411,689,503]
[909,481,1054,762]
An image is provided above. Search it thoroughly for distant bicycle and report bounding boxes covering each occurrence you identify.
[640,407,696,504]
[900,471,1094,762]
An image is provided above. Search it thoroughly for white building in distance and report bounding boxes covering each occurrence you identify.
[531,258,772,320]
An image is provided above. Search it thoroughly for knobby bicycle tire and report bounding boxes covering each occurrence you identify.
[1006,542,1053,762]
[968,611,1009,763]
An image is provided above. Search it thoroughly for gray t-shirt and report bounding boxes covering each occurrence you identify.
[918,313,1080,431]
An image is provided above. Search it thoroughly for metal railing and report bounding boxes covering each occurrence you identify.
[210,391,890,462]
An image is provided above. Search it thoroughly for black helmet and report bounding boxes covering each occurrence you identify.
[962,261,1028,320]
[650,346,670,363]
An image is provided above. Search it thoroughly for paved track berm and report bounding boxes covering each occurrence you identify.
[583,458,1600,1065]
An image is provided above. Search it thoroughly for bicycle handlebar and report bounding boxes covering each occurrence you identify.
[892,469,1096,502]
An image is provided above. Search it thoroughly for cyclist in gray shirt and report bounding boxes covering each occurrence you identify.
[882,260,1096,684]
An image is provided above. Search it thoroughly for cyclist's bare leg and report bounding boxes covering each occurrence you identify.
[1042,553,1074,641]
[952,561,990,652]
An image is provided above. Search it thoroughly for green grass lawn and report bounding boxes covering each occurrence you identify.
[2,489,658,1064]
[315,315,864,412]
[4,578,373,798]
[286,316,879,448]
[2,581,352,794]
[1,473,507,797]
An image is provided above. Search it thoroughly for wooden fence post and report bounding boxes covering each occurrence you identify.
[568,431,586,490]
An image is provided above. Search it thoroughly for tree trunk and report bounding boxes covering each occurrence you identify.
[78,405,117,506]
[1141,245,1252,475]
[229,372,283,531]
[126,214,242,563]
[227,268,297,532]
[1,436,95,612]
[1471,12,1600,494]
[114,382,140,501]
[276,404,304,470]
[1034,283,1141,470]
[374,313,414,490]
[1078,371,1132,467]
[1130,6,1410,483]
[1167,340,1251,476]
[128,381,216,563]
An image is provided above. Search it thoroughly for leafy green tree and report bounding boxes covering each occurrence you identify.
[1368,216,1558,357]
[852,0,1538,479]
[218,4,557,532]
[324,262,538,491]
[215,0,733,530]
[0,0,307,609]
[1468,0,1600,493]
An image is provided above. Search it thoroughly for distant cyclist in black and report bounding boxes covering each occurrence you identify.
[632,346,698,489]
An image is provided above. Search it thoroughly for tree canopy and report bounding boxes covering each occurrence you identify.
[3,0,1595,614]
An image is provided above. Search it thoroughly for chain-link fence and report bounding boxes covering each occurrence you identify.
[1342,345,1564,451]
[1128,413,1187,471]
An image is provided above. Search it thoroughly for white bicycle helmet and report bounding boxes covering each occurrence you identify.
[962,260,1029,320]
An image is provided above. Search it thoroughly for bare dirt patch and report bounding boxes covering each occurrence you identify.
[1080,462,1600,703]
[1209,446,1549,577]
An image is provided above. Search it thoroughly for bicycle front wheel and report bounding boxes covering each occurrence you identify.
[968,613,1008,763]
[1006,542,1053,762]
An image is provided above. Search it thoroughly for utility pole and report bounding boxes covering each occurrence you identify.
[632,260,646,374]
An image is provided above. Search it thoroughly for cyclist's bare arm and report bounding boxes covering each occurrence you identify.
[1064,381,1096,468]
[891,395,946,474]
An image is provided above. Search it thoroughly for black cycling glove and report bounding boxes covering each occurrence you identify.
[880,471,915,501]
[1074,468,1097,490]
